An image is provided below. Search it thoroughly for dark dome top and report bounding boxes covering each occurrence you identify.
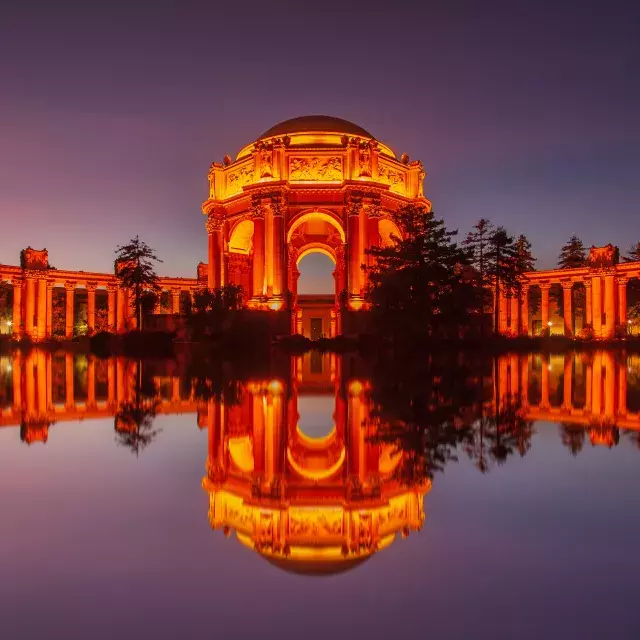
[263,554,371,576]
[259,115,374,140]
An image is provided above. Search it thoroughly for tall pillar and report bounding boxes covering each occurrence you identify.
[509,295,519,336]
[498,289,508,334]
[366,213,380,270]
[12,278,23,336]
[591,352,602,417]
[46,281,53,338]
[86,282,97,333]
[107,284,117,332]
[603,273,615,339]
[617,277,628,328]
[272,206,284,299]
[107,358,116,407]
[591,275,602,337]
[618,357,627,416]
[520,354,529,407]
[561,281,573,337]
[65,352,74,409]
[540,283,550,334]
[206,215,224,290]
[520,286,529,336]
[37,277,47,340]
[172,288,180,314]
[64,282,75,339]
[603,351,615,419]
[87,357,96,408]
[25,275,36,339]
[116,288,126,332]
[584,280,592,327]
[252,211,265,300]
[348,206,361,301]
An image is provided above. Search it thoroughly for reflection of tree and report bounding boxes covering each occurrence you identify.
[366,356,476,485]
[114,360,160,456]
[560,422,586,456]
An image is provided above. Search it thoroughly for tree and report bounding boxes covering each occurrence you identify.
[365,204,481,342]
[514,234,536,276]
[464,219,495,331]
[623,242,640,263]
[486,227,519,333]
[558,235,587,269]
[183,284,245,340]
[114,236,162,330]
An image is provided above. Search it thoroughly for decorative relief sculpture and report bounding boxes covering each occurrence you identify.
[20,247,49,271]
[378,163,406,193]
[255,141,273,178]
[289,508,343,537]
[227,164,254,194]
[206,214,224,234]
[289,156,342,181]
[588,244,619,268]
[358,140,374,177]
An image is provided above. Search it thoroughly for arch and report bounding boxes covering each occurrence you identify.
[228,435,254,472]
[379,218,402,247]
[297,244,337,266]
[228,219,254,254]
[287,210,346,243]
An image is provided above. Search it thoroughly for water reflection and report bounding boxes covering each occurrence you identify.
[1,349,639,572]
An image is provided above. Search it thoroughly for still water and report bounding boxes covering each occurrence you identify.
[1,349,639,639]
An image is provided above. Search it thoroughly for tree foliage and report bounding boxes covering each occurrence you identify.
[558,235,587,269]
[365,204,481,341]
[182,284,245,340]
[114,236,162,330]
[623,241,640,263]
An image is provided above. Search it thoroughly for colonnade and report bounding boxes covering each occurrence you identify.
[497,261,640,338]
[1,253,200,340]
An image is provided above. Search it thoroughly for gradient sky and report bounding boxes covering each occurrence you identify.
[1,0,639,292]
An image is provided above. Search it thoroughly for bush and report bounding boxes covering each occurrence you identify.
[578,324,594,340]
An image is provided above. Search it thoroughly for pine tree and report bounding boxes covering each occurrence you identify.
[463,219,495,333]
[115,236,162,330]
[365,204,480,341]
[558,235,587,269]
[623,241,640,263]
[514,234,536,275]
[486,227,519,333]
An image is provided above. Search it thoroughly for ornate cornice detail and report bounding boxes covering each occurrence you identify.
[24,269,49,280]
[251,188,287,218]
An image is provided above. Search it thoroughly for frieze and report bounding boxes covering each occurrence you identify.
[288,508,343,537]
[378,163,406,193]
[227,163,255,195]
[289,156,342,181]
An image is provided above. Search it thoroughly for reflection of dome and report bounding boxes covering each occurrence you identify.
[260,115,374,140]
[263,555,371,576]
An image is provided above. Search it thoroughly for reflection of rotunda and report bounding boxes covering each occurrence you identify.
[201,353,431,574]
[202,115,430,335]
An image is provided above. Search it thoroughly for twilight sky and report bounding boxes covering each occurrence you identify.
[1,0,639,291]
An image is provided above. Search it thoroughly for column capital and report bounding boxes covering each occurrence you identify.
[583,278,592,288]
[538,282,552,291]
[560,280,574,290]
[616,276,629,286]
[64,281,77,291]
[106,282,118,293]
[46,279,55,290]
[85,281,98,292]
[206,214,224,233]
[12,277,24,288]
[24,269,47,280]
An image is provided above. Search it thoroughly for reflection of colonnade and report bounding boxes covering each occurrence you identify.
[0,248,200,340]
[496,245,640,338]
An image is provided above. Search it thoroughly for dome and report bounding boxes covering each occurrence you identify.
[259,115,374,140]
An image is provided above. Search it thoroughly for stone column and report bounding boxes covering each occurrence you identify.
[541,354,550,408]
[618,358,627,416]
[510,295,519,336]
[37,276,47,340]
[591,275,602,337]
[348,206,361,301]
[65,352,74,409]
[252,210,265,300]
[46,281,53,338]
[366,213,380,269]
[86,282,97,333]
[584,279,592,326]
[25,275,36,339]
[206,214,224,290]
[540,283,551,333]
[87,357,96,408]
[520,285,529,336]
[520,354,529,408]
[64,282,76,339]
[12,278,23,336]
[172,288,180,314]
[116,288,126,332]
[561,281,573,337]
[272,205,284,299]
[617,276,627,328]
[107,358,116,407]
[107,284,117,332]
[591,352,602,416]
[603,272,615,339]
[603,351,615,419]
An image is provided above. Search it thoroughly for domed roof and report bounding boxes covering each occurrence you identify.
[263,554,372,576]
[259,115,374,140]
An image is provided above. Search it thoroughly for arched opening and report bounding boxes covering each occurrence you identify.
[287,211,345,244]
[296,249,336,339]
[228,219,254,254]
[379,218,401,247]
[297,395,335,439]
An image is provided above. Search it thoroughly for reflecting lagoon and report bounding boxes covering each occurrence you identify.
[1,349,640,639]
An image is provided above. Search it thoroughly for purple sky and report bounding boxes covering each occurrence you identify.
[1,0,639,291]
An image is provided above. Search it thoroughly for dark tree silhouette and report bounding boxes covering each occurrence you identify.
[558,235,587,269]
[115,236,162,330]
[486,227,520,333]
[623,241,640,263]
